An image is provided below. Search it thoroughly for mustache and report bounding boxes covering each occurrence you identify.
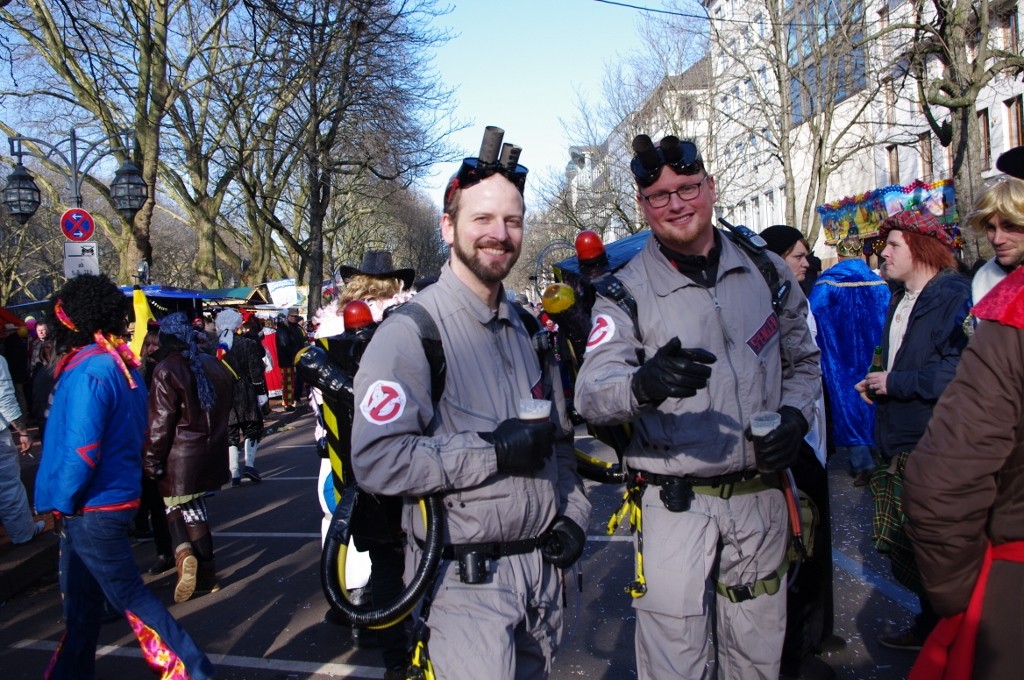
[478,238,514,252]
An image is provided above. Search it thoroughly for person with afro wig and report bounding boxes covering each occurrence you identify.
[34,273,216,680]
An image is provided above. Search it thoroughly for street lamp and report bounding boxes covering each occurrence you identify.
[2,128,148,224]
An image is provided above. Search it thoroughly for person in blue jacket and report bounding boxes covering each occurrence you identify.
[34,274,215,680]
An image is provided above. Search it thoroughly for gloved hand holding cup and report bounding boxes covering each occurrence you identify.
[484,399,555,475]
[749,407,805,472]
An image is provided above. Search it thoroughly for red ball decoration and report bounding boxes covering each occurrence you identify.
[575,230,606,263]
[343,300,374,329]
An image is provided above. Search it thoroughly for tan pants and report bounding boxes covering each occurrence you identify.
[406,546,562,680]
[634,487,789,680]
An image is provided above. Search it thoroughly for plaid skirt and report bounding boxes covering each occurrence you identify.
[281,366,296,404]
[870,451,923,594]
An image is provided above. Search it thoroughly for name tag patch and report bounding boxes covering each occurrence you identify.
[746,314,779,356]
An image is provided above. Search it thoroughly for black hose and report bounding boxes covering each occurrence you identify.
[576,456,626,485]
[321,486,445,629]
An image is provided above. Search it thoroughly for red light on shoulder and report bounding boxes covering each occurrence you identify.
[343,301,374,329]
[575,230,606,262]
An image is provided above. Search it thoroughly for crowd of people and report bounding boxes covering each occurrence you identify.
[1,130,1023,680]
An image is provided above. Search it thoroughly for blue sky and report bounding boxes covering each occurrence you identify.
[418,0,654,205]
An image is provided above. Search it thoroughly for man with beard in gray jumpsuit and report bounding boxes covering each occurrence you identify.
[575,135,820,680]
[350,127,591,680]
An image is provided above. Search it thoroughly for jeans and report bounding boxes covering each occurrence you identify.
[0,429,36,543]
[46,508,215,680]
[838,444,875,474]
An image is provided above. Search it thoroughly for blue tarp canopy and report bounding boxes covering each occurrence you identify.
[119,285,264,303]
[120,285,206,299]
[552,230,651,281]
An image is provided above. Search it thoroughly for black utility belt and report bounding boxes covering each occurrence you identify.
[635,469,763,488]
[634,468,778,506]
[417,537,540,560]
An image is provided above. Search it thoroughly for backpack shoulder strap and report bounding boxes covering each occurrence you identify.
[388,302,447,405]
[721,229,791,314]
[591,275,645,363]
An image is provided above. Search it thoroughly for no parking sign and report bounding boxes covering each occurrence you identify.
[60,208,95,242]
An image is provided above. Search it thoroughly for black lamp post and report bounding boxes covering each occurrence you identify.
[2,128,148,224]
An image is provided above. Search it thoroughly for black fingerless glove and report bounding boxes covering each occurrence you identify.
[751,406,808,472]
[481,418,555,475]
[540,516,587,568]
[631,337,716,406]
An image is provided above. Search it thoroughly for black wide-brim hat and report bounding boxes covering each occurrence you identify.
[997,146,1024,180]
[337,251,415,291]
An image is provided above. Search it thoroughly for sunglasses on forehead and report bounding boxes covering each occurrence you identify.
[444,126,529,205]
[630,134,704,188]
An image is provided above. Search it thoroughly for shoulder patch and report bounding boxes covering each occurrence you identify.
[360,380,407,425]
[586,314,616,350]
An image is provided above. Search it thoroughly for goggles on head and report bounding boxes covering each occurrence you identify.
[444,126,528,205]
[630,134,704,188]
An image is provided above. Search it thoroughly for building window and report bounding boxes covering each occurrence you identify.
[884,81,896,126]
[1006,10,1019,54]
[918,132,933,181]
[1007,95,1024,148]
[886,145,900,184]
[945,135,954,178]
[979,108,991,170]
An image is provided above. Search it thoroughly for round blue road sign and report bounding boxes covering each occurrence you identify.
[60,208,96,242]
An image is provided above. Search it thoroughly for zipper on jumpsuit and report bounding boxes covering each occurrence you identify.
[490,318,540,535]
[707,288,755,472]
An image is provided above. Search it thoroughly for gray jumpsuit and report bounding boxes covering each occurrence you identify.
[575,233,820,680]
[351,264,591,680]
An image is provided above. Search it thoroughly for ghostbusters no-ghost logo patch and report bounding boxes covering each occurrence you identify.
[360,380,407,425]
[586,314,615,349]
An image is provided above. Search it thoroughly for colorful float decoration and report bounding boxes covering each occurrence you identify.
[817,178,961,255]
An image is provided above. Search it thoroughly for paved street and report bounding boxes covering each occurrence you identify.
[1,412,919,679]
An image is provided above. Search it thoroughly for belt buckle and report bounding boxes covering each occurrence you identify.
[727,584,755,602]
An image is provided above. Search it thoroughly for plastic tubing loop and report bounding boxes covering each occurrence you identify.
[320,485,445,629]
[575,448,627,484]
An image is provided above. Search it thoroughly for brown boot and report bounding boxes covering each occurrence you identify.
[195,559,220,595]
[174,547,198,603]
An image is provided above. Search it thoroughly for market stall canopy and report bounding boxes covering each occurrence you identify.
[203,286,268,306]
[0,306,27,329]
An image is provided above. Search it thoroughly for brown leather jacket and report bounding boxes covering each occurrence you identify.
[904,320,1024,615]
[144,351,234,496]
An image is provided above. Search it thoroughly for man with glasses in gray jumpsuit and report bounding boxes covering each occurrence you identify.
[575,134,820,679]
[350,127,591,680]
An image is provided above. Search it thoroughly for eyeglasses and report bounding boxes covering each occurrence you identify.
[630,135,704,188]
[640,175,708,208]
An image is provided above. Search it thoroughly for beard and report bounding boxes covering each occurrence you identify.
[452,233,520,285]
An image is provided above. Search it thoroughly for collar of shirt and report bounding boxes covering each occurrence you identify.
[437,263,514,326]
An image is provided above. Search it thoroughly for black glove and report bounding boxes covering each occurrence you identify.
[149,466,166,481]
[294,345,354,403]
[482,418,555,474]
[540,516,587,568]
[751,406,808,472]
[631,338,716,406]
